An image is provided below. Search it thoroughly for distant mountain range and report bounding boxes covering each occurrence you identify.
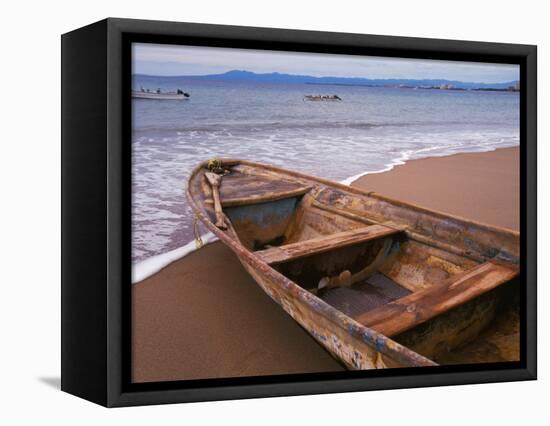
[134,70,519,90]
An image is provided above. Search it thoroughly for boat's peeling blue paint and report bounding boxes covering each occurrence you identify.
[225,197,298,228]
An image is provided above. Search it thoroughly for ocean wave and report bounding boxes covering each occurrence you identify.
[132,120,448,136]
[134,119,519,141]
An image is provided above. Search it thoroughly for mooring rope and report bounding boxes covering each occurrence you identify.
[193,214,204,249]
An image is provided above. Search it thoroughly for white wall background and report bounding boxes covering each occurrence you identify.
[0,0,545,423]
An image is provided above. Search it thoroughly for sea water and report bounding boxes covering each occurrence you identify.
[132,77,519,264]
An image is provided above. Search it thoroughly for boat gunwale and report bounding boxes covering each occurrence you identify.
[187,159,438,368]
[248,160,518,238]
[196,158,519,237]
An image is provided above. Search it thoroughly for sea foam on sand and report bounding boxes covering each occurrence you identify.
[132,232,219,283]
[131,174,364,284]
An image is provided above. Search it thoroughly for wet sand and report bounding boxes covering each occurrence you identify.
[132,146,520,382]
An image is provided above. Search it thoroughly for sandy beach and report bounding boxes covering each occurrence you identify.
[132,146,520,383]
[353,147,519,231]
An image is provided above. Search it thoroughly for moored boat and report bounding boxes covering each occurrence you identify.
[187,159,520,369]
[132,89,190,100]
[304,94,342,101]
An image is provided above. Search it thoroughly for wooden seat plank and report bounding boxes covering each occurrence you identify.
[255,224,400,265]
[216,172,312,207]
[353,261,518,337]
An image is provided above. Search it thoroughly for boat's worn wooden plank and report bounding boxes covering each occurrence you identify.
[256,225,400,265]
[221,186,312,207]
[354,261,518,337]
[285,196,365,244]
[315,188,519,264]
[204,172,227,229]
[312,200,378,226]
[217,171,312,207]
[312,200,487,263]
[394,286,501,361]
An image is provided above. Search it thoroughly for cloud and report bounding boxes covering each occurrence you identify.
[132,43,519,83]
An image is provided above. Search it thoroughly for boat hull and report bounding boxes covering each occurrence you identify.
[132,91,188,100]
[187,159,519,369]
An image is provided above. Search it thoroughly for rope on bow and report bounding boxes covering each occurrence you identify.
[193,214,204,249]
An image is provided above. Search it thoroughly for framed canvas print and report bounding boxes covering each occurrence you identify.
[61,18,537,407]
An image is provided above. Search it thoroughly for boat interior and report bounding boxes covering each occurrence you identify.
[191,161,520,364]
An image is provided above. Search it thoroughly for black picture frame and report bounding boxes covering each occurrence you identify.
[61,17,537,407]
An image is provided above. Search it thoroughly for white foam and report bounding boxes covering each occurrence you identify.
[339,150,412,185]
[132,232,219,284]
[339,163,398,185]
[339,141,519,186]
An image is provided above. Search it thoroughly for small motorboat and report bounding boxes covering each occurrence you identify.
[304,94,342,101]
[187,159,519,369]
[132,88,190,100]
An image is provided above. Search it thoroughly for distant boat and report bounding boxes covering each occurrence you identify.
[132,89,190,100]
[304,94,342,101]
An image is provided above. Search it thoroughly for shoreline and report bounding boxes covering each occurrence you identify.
[133,145,519,284]
[342,144,518,186]
[132,232,218,283]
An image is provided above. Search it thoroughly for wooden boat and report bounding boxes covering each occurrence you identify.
[132,90,190,100]
[187,159,520,369]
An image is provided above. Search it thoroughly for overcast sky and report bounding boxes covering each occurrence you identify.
[132,43,519,83]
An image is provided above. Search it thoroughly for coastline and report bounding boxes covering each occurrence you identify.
[341,144,519,186]
[132,232,218,283]
[132,146,520,382]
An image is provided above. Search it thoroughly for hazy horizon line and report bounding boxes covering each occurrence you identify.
[132,69,518,85]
